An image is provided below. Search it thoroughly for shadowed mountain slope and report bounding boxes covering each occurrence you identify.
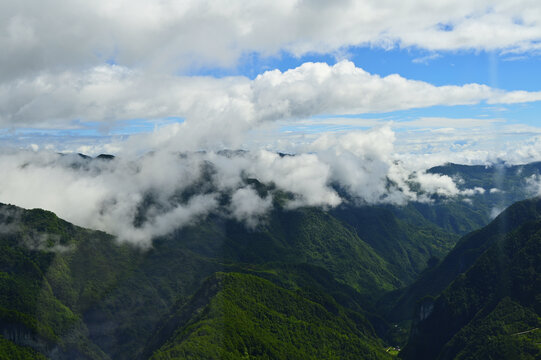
[384,197,541,323]
[400,198,541,359]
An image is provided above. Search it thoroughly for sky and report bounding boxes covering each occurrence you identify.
[1,0,541,158]
[2,0,541,244]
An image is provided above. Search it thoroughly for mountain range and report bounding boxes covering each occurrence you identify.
[1,160,540,359]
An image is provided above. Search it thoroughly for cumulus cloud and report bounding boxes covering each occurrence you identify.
[413,172,462,197]
[2,61,541,152]
[309,126,407,204]
[2,2,541,167]
[247,151,341,208]
[2,0,541,80]
[250,61,525,118]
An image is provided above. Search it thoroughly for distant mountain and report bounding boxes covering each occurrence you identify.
[400,197,541,359]
[425,161,541,232]
[427,162,541,193]
[331,161,541,289]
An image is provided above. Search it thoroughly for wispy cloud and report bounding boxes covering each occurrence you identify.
[412,53,442,64]
[400,117,505,128]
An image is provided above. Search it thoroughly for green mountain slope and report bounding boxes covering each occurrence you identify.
[83,207,402,359]
[331,205,458,285]
[400,201,541,359]
[214,208,402,296]
[0,204,140,359]
[0,203,403,359]
[0,335,48,360]
[3,161,541,359]
[438,298,541,360]
[385,197,541,323]
[143,272,392,360]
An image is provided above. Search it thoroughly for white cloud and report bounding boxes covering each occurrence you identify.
[461,186,486,196]
[2,61,540,154]
[2,0,541,80]
[309,126,407,204]
[413,171,464,197]
[230,187,272,228]
[490,206,504,219]
[526,174,541,197]
[248,150,342,208]
[412,53,442,65]
[488,90,541,104]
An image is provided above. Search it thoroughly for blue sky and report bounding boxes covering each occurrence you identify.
[197,46,541,91]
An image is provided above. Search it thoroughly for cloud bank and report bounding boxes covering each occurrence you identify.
[3,61,541,151]
[0,127,487,246]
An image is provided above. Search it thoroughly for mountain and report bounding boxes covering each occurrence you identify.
[400,197,541,359]
[2,161,541,359]
[141,272,391,360]
[332,161,541,288]
[427,162,541,196]
[0,202,403,359]
[385,197,541,323]
[0,204,138,359]
[331,205,458,285]
[424,161,541,233]
[0,201,468,359]
[82,206,404,359]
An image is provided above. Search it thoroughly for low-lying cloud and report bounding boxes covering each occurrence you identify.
[0,127,487,246]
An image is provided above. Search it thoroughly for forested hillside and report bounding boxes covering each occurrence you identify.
[401,198,541,359]
[1,161,540,359]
